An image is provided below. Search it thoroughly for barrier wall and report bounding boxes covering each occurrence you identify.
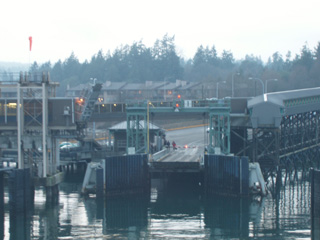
[105,154,149,195]
[204,155,249,196]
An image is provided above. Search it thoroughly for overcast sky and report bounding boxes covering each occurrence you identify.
[1,0,319,65]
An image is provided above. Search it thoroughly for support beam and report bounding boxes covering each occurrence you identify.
[126,100,231,155]
[42,82,48,177]
[17,83,23,169]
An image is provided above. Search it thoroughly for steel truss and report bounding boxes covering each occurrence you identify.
[0,72,60,177]
[231,110,320,173]
[126,108,148,154]
[126,100,231,155]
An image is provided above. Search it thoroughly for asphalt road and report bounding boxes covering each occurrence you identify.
[161,126,208,162]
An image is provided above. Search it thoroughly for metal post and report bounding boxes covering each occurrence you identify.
[42,83,47,177]
[163,80,166,101]
[249,77,265,94]
[147,101,149,154]
[17,83,23,169]
[4,99,7,124]
[311,168,314,239]
[135,115,139,151]
[209,114,214,152]
[232,72,240,98]
[316,112,319,144]
[71,98,75,124]
[216,81,226,99]
[216,82,218,99]
[227,115,231,154]
[265,79,278,93]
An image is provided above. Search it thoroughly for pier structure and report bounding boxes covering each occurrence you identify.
[1,72,320,198]
[91,88,320,196]
[126,89,320,172]
[0,72,103,205]
[73,86,320,175]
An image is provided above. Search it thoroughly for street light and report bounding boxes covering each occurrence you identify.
[216,81,226,99]
[265,79,278,93]
[163,79,166,101]
[248,77,265,95]
[232,72,240,97]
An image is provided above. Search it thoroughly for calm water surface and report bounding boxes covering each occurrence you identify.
[2,169,312,239]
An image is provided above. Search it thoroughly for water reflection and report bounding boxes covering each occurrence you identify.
[1,169,313,239]
[104,195,149,239]
[149,179,206,239]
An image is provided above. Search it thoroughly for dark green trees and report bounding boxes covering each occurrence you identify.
[23,37,320,97]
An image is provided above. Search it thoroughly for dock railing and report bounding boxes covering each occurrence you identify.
[150,148,170,162]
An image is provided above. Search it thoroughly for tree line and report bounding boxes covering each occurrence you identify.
[7,34,320,97]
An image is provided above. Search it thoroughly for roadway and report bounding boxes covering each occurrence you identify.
[160,126,208,162]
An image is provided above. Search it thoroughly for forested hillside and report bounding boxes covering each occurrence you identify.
[2,35,320,97]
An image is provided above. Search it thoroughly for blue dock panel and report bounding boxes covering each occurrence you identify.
[204,155,249,196]
[105,154,149,195]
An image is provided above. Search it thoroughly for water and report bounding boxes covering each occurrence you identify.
[2,169,312,239]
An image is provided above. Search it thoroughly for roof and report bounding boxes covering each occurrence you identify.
[248,87,320,108]
[101,82,127,90]
[165,82,180,90]
[122,83,145,90]
[145,81,166,90]
[67,80,202,92]
[247,87,320,128]
[179,82,202,90]
[67,83,90,91]
[109,120,161,130]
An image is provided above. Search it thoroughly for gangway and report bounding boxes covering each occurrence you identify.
[79,83,102,123]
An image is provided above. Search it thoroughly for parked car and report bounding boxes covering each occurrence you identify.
[59,142,78,150]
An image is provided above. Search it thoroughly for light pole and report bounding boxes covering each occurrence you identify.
[265,79,278,93]
[163,79,166,101]
[248,77,265,95]
[216,81,226,99]
[232,72,240,97]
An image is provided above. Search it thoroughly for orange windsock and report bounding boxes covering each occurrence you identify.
[29,36,32,51]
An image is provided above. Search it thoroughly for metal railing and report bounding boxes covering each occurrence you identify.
[150,148,170,162]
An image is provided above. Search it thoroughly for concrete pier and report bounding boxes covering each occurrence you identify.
[33,172,64,203]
